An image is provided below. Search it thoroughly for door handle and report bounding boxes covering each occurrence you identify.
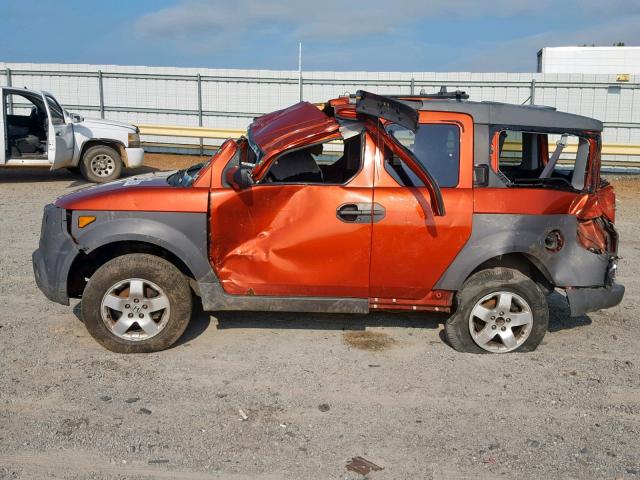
[336,203,385,223]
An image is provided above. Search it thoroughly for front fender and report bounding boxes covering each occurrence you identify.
[70,210,211,280]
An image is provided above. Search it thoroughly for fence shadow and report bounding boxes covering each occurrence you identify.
[213,309,446,332]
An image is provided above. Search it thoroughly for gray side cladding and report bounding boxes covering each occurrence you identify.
[73,210,370,314]
[72,210,211,280]
[198,274,369,314]
[435,214,610,291]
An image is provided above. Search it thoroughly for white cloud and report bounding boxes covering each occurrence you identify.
[132,0,640,71]
[135,0,554,41]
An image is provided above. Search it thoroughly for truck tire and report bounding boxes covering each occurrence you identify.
[445,268,549,354]
[80,145,123,183]
[81,254,192,353]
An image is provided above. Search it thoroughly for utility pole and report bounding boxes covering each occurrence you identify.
[298,42,303,101]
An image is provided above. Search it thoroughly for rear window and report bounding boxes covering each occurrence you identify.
[387,124,460,187]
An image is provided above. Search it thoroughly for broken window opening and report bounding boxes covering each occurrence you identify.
[494,129,591,191]
[262,134,363,185]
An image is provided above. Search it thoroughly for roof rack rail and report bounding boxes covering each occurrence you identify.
[387,86,469,102]
[420,86,469,100]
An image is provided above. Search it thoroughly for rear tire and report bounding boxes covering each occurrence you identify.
[80,145,123,183]
[81,254,192,353]
[445,268,548,354]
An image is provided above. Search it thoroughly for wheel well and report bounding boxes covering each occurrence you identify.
[470,253,555,293]
[67,241,195,298]
[80,140,126,166]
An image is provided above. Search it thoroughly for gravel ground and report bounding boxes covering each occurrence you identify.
[0,165,639,480]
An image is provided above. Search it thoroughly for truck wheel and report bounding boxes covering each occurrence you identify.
[445,268,549,354]
[81,254,192,353]
[80,145,123,183]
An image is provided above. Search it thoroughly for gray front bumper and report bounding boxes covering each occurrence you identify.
[32,204,79,305]
[566,283,625,317]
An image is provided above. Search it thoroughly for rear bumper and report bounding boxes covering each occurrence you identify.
[124,147,144,168]
[566,283,625,317]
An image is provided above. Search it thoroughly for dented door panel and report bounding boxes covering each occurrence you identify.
[208,133,376,298]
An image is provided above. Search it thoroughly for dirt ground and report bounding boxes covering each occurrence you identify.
[0,162,639,479]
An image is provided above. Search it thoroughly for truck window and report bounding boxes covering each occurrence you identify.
[45,95,65,125]
[387,123,460,188]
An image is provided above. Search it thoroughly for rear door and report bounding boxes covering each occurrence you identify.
[368,111,475,306]
[42,92,74,169]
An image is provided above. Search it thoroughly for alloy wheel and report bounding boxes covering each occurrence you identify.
[468,291,533,353]
[100,278,171,341]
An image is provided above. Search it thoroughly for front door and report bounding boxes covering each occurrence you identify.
[42,92,74,169]
[209,134,376,298]
[369,111,475,303]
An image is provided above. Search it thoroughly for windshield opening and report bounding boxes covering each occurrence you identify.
[166,162,207,187]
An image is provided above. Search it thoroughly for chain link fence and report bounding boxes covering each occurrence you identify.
[2,63,639,166]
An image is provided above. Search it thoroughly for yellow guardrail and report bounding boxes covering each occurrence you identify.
[138,124,640,157]
[138,124,245,139]
[501,140,640,156]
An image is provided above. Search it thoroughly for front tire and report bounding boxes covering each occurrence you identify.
[445,268,549,354]
[80,145,123,183]
[81,254,192,353]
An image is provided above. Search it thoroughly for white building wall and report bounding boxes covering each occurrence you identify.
[539,47,640,74]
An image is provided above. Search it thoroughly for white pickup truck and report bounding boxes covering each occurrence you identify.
[1,87,144,182]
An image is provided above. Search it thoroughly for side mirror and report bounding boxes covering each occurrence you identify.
[71,113,84,123]
[226,165,253,191]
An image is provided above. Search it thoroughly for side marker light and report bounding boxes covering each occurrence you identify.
[78,216,96,228]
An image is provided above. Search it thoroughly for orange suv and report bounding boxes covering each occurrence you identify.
[33,91,623,354]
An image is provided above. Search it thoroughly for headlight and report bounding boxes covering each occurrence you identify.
[128,132,141,148]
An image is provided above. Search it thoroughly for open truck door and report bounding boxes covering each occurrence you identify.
[42,91,74,169]
[0,87,5,165]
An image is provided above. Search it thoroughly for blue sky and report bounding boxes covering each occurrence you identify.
[1,0,639,72]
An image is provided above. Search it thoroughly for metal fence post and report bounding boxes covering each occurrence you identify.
[530,79,536,105]
[410,77,415,95]
[197,73,203,156]
[5,68,13,114]
[98,70,105,119]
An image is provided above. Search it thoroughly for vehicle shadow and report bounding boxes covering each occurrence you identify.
[547,291,592,332]
[213,309,446,331]
[0,166,160,185]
